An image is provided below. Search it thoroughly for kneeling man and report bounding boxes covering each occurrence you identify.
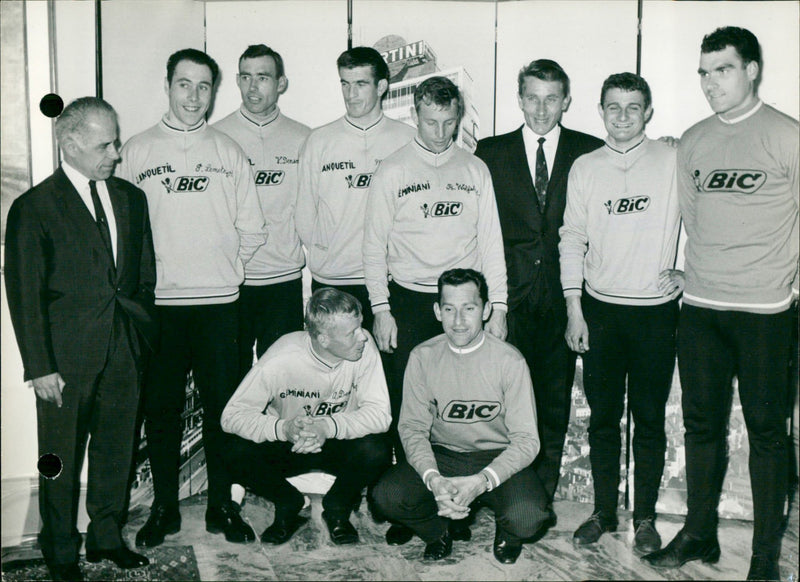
[221,288,391,545]
[372,269,547,564]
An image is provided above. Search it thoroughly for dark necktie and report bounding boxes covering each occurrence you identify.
[535,136,549,210]
[89,180,114,261]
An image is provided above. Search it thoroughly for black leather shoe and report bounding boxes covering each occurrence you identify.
[573,511,617,546]
[206,501,256,543]
[385,523,414,545]
[633,517,662,554]
[493,531,523,565]
[746,554,780,581]
[260,514,308,545]
[135,504,181,547]
[86,546,149,568]
[641,528,720,568]
[48,562,84,581]
[449,519,471,541]
[322,512,359,545]
[423,531,452,561]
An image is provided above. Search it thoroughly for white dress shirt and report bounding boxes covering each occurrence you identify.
[522,123,561,189]
[63,161,118,265]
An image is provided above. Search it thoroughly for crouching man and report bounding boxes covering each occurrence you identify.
[221,288,392,545]
[371,269,548,564]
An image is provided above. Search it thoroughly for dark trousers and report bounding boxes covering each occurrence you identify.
[383,282,441,462]
[227,433,391,518]
[311,280,374,334]
[238,279,304,377]
[507,299,575,502]
[372,446,548,543]
[143,302,240,510]
[37,311,140,566]
[581,295,678,521]
[679,304,791,559]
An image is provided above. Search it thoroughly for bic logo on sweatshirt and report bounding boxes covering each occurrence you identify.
[345,173,373,188]
[420,201,463,218]
[442,400,501,423]
[254,170,285,185]
[604,196,650,215]
[702,170,766,194]
[161,176,209,194]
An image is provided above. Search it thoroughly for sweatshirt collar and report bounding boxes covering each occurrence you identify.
[604,134,646,155]
[239,105,280,127]
[447,332,486,355]
[718,99,762,125]
[413,138,456,167]
[307,334,341,370]
[344,113,384,132]
[160,115,206,134]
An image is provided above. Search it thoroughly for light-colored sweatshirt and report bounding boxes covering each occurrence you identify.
[213,106,310,285]
[221,331,391,442]
[678,101,799,314]
[559,137,680,306]
[363,139,508,312]
[119,118,267,305]
[400,332,539,489]
[295,114,415,285]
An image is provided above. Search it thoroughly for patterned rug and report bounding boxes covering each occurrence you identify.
[1,545,200,581]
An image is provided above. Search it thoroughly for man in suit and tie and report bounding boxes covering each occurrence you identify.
[474,60,603,524]
[4,97,156,581]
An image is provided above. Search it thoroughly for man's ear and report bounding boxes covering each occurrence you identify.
[433,302,442,322]
[164,77,170,96]
[377,78,389,99]
[482,302,492,322]
[278,76,288,95]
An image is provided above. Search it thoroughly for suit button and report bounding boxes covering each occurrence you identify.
[116,287,122,292]
[534,259,542,266]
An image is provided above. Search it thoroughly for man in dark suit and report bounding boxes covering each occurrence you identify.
[475,60,603,523]
[4,97,156,581]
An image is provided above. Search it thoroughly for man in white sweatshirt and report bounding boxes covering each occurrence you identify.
[559,73,682,554]
[214,44,311,376]
[119,48,267,548]
[221,288,391,546]
[295,47,414,334]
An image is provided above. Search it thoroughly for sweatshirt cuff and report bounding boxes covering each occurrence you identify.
[563,288,582,298]
[321,416,337,439]
[490,302,507,313]
[482,466,500,490]
[371,301,391,314]
[422,469,441,490]
[275,419,287,441]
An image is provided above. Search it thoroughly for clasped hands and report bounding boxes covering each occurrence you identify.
[283,415,329,454]
[428,474,487,520]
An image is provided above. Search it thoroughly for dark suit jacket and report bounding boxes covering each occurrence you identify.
[475,125,603,313]
[4,166,157,381]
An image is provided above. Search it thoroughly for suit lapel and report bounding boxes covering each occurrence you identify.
[549,127,574,203]
[53,167,116,270]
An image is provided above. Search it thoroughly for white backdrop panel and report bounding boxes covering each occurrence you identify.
[206,1,348,130]
[495,1,638,139]
[102,0,206,143]
[642,0,800,140]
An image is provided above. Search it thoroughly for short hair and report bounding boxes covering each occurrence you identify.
[414,76,464,121]
[166,48,220,86]
[55,97,117,145]
[336,46,390,85]
[518,59,570,98]
[600,72,652,111]
[304,287,363,337]
[239,44,285,78]
[437,269,489,305]
[701,26,762,67]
